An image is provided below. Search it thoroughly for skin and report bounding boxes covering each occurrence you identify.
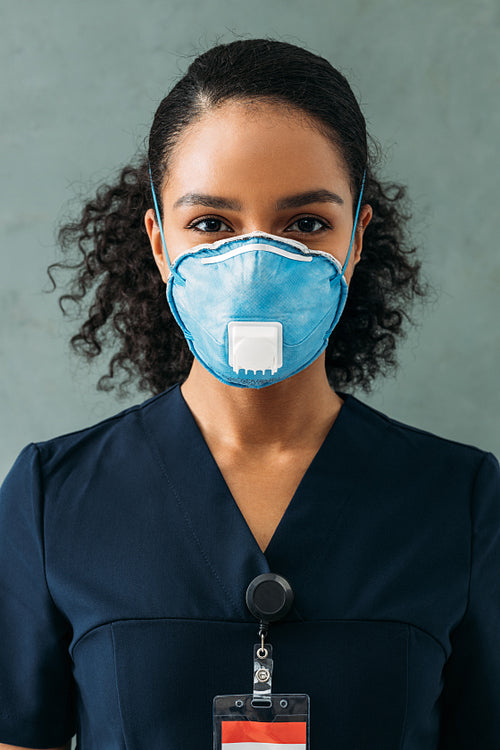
[144,99,372,479]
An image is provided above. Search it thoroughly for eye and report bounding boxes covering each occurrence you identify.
[186,214,331,234]
[186,216,232,233]
[286,216,330,234]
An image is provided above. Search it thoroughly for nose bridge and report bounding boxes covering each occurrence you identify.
[234,199,281,234]
[239,218,276,235]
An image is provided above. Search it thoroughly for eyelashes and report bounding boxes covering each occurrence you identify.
[286,217,330,234]
[186,215,331,235]
[186,217,232,233]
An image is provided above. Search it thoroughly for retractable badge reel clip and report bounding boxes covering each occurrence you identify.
[213,573,310,748]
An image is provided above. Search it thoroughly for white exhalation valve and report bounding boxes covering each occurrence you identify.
[228,321,283,375]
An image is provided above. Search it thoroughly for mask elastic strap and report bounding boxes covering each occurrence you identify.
[341,169,367,277]
[149,164,174,274]
[150,162,366,277]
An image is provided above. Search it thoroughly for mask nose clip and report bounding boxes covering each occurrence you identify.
[228,321,283,375]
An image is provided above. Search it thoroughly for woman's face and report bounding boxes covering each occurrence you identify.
[145,99,372,284]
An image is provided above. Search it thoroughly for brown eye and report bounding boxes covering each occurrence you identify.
[287,217,329,233]
[187,217,232,233]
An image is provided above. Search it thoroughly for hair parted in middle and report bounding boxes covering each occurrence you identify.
[48,37,431,396]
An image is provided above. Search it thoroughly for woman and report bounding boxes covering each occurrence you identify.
[0,38,499,749]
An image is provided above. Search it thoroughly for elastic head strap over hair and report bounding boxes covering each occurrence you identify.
[341,168,367,277]
[149,164,174,273]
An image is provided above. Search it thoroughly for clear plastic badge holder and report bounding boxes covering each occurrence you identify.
[213,574,310,748]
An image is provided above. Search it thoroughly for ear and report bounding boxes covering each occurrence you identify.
[352,203,373,266]
[144,208,171,284]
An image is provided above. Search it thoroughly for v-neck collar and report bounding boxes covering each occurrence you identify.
[141,382,358,620]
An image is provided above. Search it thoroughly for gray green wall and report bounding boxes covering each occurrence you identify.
[2,0,499,487]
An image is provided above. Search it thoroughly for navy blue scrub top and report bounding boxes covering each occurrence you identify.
[0,382,499,749]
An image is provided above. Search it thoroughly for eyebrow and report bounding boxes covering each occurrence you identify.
[173,188,344,210]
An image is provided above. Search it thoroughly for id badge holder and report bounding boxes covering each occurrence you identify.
[213,573,310,748]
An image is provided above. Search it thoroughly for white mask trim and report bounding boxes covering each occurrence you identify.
[200,244,313,265]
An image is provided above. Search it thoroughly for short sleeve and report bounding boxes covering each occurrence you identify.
[439,451,500,747]
[0,443,77,747]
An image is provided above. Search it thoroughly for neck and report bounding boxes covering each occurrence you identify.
[179,354,344,455]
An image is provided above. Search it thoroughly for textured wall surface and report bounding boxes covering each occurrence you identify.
[1,0,499,492]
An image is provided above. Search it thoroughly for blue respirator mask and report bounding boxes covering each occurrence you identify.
[149,168,366,389]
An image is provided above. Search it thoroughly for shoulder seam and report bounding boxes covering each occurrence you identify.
[31,443,66,618]
[349,395,487,454]
[460,451,497,631]
[34,385,179,447]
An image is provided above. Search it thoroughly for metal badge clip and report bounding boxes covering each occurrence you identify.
[252,635,273,707]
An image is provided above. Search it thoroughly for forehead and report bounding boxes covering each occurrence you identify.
[163,100,352,202]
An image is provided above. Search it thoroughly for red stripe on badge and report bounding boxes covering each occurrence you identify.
[221,720,307,743]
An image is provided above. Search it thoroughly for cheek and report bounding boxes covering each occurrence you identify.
[162,225,194,264]
[342,252,359,286]
[343,267,353,286]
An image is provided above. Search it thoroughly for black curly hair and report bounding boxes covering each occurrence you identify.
[48,38,431,397]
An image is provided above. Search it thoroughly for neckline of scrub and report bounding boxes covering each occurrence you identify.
[140,382,359,619]
[173,382,355,557]
[175,381,354,447]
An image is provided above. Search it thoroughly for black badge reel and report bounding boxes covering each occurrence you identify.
[213,573,310,748]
